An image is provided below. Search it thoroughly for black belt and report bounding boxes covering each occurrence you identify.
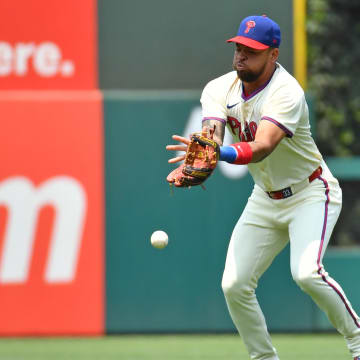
[267,166,323,200]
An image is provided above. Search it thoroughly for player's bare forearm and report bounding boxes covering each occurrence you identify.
[248,120,286,162]
[202,119,225,146]
[248,141,276,162]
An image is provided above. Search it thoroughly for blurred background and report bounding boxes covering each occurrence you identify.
[0,0,359,347]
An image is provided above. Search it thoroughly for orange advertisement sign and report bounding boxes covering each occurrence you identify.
[0,91,104,334]
[0,0,97,89]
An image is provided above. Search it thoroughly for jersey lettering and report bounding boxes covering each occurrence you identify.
[249,121,258,140]
[227,116,258,142]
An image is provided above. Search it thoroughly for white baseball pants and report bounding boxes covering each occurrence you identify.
[222,163,360,360]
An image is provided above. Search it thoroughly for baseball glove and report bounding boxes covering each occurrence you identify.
[167,127,219,188]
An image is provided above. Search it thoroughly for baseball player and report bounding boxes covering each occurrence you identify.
[167,15,360,360]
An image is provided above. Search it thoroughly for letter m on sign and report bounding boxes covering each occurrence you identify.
[0,176,86,283]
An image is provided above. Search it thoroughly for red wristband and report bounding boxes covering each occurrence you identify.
[230,142,253,164]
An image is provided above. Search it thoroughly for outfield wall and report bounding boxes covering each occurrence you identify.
[0,91,359,335]
[103,94,360,333]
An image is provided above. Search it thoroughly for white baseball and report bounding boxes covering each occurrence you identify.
[151,230,168,249]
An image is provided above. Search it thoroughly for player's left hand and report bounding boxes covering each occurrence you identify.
[166,135,190,163]
[166,127,219,188]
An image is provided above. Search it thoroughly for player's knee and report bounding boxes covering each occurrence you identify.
[221,274,253,300]
[292,268,318,292]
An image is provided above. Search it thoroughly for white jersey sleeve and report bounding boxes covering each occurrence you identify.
[200,72,237,123]
[261,82,305,137]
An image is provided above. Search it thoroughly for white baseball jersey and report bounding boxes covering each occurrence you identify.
[200,63,323,191]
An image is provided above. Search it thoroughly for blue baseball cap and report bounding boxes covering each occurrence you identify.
[227,15,281,50]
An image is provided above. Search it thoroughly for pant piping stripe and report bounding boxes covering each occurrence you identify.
[317,176,329,264]
[317,176,360,328]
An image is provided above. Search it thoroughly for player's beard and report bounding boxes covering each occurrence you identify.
[235,62,267,83]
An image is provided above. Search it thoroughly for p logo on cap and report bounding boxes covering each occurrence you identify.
[244,21,256,34]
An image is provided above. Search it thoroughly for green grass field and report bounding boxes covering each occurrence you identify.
[0,333,351,360]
